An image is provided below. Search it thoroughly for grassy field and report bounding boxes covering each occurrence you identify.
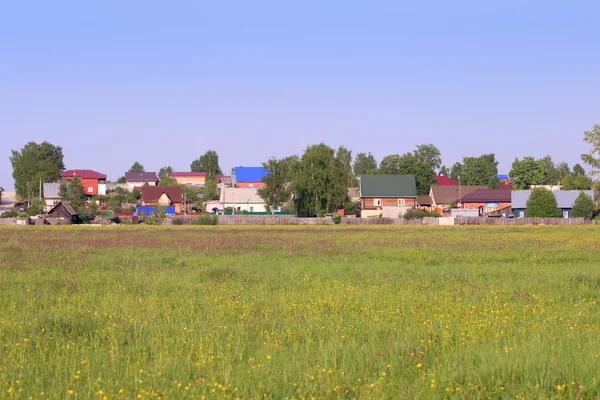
[1,225,599,399]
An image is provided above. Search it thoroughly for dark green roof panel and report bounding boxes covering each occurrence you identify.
[360,175,417,197]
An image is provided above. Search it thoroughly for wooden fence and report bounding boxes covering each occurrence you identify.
[454,217,592,225]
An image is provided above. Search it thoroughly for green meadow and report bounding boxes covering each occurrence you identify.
[0,226,599,399]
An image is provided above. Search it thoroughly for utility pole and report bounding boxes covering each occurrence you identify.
[27,182,30,205]
[39,178,42,202]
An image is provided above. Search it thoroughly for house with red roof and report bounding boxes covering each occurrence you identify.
[458,188,512,215]
[60,169,107,196]
[141,186,183,214]
[435,176,457,186]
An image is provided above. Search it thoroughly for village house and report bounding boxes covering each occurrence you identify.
[140,186,183,214]
[60,169,107,196]
[220,187,269,213]
[429,185,486,213]
[234,167,269,188]
[511,190,594,218]
[458,188,513,215]
[168,172,207,186]
[360,175,417,218]
[435,175,457,186]
[47,200,79,223]
[42,182,62,211]
[125,172,158,190]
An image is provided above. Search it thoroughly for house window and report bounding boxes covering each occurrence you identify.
[397,199,405,206]
[373,199,381,206]
[519,211,525,218]
[563,211,569,219]
[88,187,93,193]
[250,207,254,212]
[249,184,254,188]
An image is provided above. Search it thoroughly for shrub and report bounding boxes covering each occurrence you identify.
[403,208,442,219]
[343,201,360,215]
[332,214,342,224]
[1,209,19,218]
[195,215,218,225]
[526,188,561,217]
[572,191,595,219]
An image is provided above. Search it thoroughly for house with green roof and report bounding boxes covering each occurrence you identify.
[359,175,417,217]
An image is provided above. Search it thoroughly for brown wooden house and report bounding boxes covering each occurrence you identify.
[359,175,417,217]
[47,200,79,223]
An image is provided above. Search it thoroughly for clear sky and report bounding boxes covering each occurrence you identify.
[2,1,599,188]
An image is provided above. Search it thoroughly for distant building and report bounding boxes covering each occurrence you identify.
[60,169,107,196]
[140,186,183,214]
[360,175,417,218]
[125,172,158,190]
[47,200,79,223]
[429,185,486,213]
[168,172,207,186]
[220,187,269,213]
[435,176,457,186]
[43,182,62,211]
[459,188,512,214]
[512,190,594,218]
[234,167,269,188]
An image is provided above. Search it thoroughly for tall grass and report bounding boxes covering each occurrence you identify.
[0,226,599,398]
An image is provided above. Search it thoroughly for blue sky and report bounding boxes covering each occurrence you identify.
[2,1,599,188]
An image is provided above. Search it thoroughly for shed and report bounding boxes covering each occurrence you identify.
[47,200,79,223]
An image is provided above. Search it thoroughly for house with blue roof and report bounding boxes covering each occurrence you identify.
[512,190,595,218]
[234,167,269,188]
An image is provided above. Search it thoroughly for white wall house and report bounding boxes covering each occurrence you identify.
[220,188,268,213]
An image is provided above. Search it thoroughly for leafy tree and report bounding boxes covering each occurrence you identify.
[129,161,145,172]
[573,163,585,176]
[116,176,126,183]
[202,176,220,201]
[542,156,569,185]
[561,174,592,190]
[449,162,462,180]
[159,176,179,186]
[336,146,357,188]
[292,143,349,217]
[581,124,600,176]
[26,198,44,216]
[191,150,222,177]
[509,157,548,189]
[353,152,378,176]
[439,165,449,176]
[572,191,595,219]
[526,188,561,217]
[379,153,436,195]
[258,157,295,213]
[64,176,87,210]
[413,144,442,173]
[488,176,501,189]
[10,141,65,200]
[158,166,173,179]
[460,154,498,185]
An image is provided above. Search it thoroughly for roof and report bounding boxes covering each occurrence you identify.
[48,200,78,216]
[220,187,265,204]
[497,174,510,180]
[141,186,182,203]
[435,176,457,186]
[43,182,61,198]
[431,185,486,205]
[511,190,595,209]
[234,167,269,183]
[460,189,512,203]
[61,169,107,180]
[219,176,233,184]
[360,175,417,197]
[125,172,158,182]
[416,195,432,205]
[169,172,207,177]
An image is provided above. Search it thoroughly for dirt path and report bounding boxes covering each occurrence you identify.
[0,190,16,212]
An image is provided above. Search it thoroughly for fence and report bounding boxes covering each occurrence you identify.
[454,217,592,225]
[0,218,29,225]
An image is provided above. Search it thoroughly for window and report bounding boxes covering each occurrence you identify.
[373,199,381,206]
[249,184,254,188]
[519,211,525,218]
[563,211,569,219]
[397,199,405,206]
[88,187,93,193]
[250,207,254,212]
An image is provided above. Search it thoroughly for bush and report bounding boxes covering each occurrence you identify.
[194,215,218,225]
[343,201,360,215]
[572,191,595,219]
[1,209,19,218]
[332,214,342,224]
[403,208,441,219]
[77,209,96,224]
[526,188,561,218]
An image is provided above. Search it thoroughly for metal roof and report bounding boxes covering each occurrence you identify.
[169,172,207,177]
[43,182,61,199]
[61,169,107,180]
[511,190,595,209]
[234,167,269,183]
[125,172,158,182]
[141,186,182,203]
[431,185,486,204]
[460,189,512,203]
[360,175,417,197]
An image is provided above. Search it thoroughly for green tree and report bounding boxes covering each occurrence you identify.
[488,176,501,189]
[353,152,378,176]
[258,157,294,213]
[413,144,442,173]
[26,198,44,216]
[129,161,145,172]
[449,162,462,180]
[336,146,357,188]
[561,174,592,190]
[460,154,498,185]
[572,191,595,219]
[64,176,87,210]
[191,150,222,177]
[573,163,585,176]
[379,153,436,195]
[159,176,179,186]
[292,143,349,217]
[116,176,126,183]
[10,141,65,200]
[158,166,173,179]
[542,156,569,185]
[202,176,220,201]
[509,157,548,189]
[526,188,561,218]
[439,165,449,176]
[581,124,600,176]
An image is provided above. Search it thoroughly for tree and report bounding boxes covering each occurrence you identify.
[292,143,349,217]
[460,154,498,186]
[353,152,378,176]
[10,141,65,200]
[572,191,595,219]
[129,161,145,172]
[541,156,569,185]
[488,176,501,189]
[258,157,295,213]
[509,157,547,189]
[439,165,449,176]
[202,176,220,202]
[581,124,600,176]
[64,176,87,210]
[158,166,173,179]
[449,162,462,180]
[526,188,561,217]
[116,176,126,183]
[0,186,4,204]
[561,174,592,190]
[573,163,585,176]
[159,176,179,186]
[413,144,442,173]
[336,146,357,188]
[379,152,436,195]
[190,150,222,177]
